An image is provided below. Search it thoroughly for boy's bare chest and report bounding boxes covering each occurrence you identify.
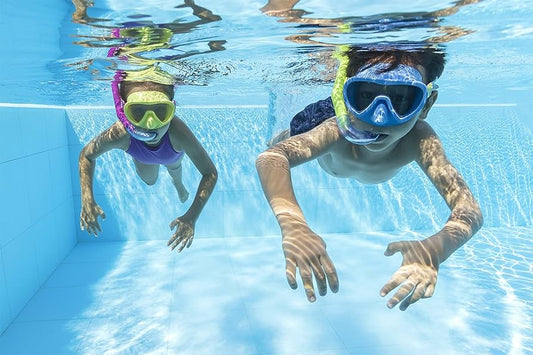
[317,142,414,183]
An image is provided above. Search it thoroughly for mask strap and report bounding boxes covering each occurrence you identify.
[426,81,438,97]
[110,71,156,141]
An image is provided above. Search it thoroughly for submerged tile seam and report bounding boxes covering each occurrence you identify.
[0,103,519,110]
[434,103,517,107]
[0,103,269,109]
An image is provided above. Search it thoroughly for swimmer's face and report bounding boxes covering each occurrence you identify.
[124,89,175,142]
[349,65,436,151]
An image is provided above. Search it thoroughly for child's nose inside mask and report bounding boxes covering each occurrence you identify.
[124,91,175,129]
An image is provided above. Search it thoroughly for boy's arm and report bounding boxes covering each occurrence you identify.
[415,125,483,262]
[255,118,340,302]
[381,122,483,310]
[167,118,218,251]
[79,122,129,235]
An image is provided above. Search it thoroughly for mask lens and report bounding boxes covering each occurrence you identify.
[345,81,423,117]
[128,104,147,123]
[387,85,419,115]
[125,102,174,124]
[152,103,173,122]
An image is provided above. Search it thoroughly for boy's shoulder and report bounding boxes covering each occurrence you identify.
[399,120,443,158]
[409,120,438,141]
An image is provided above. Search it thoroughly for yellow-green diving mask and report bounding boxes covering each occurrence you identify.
[123,91,175,130]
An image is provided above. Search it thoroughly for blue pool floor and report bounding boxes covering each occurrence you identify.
[0,228,531,354]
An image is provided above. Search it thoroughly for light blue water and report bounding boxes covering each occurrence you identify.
[0,0,532,354]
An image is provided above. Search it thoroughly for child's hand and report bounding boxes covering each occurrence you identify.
[380,240,439,311]
[80,202,106,236]
[281,225,339,302]
[167,216,195,252]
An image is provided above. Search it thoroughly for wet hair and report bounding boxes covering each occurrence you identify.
[119,81,175,101]
[345,46,446,83]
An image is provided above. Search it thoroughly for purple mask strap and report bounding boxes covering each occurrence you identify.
[107,28,128,60]
[111,71,154,141]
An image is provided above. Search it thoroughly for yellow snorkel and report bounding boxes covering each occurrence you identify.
[331,45,381,145]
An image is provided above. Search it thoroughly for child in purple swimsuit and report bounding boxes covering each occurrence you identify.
[79,78,218,252]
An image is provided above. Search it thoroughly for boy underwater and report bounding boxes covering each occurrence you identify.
[256,46,483,310]
[79,69,217,252]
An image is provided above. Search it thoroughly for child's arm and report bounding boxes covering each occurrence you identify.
[79,122,129,236]
[256,118,340,302]
[166,118,218,252]
[381,122,483,310]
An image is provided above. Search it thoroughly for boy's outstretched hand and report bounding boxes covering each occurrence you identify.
[281,225,339,302]
[168,216,195,252]
[80,202,105,236]
[380,240,439,311]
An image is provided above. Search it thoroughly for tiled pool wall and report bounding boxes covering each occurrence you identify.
[0,107,76,333]
[1,102,532,334]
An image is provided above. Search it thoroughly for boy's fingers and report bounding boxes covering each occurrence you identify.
[167,234,176,246]
[384,241,405,256]
[285,259,297,289]
[310,260,327,296]
[170,238,179,250]
[404,284,425,308]
[387,282,415,309]
[321,254,339,293]
[399,293,414,311]
[423,283,435,298]
[298,264,316,302]
[169,220,178,229]
[380,272,407,296]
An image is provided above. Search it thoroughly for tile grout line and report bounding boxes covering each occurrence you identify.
[0,103,518,109]
[0,103,269,109]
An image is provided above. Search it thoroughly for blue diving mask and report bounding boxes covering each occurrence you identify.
[332,51,437,145]
[343,63,436,127]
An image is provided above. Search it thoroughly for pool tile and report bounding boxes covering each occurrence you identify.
[2,230,40,320]
[62,241,128,263]
[167,307,258,355]
[223,236,291,306]
[46,110,69,149]
[0,318,89,354]
[29,216,63,286]
[0,159,31,247]
[15,285,102,322]
[0,107,22,163]
[48,147,73,208]
[77,315,170,354]
[19,109,52,157]
[0,253,10,333]
[246,304,346,355]
[193,190,225,238]
[25,152,53,222]
[43,260,116,288]
[169,238,243,313]
[320,303,425,350]
[223,190,279,237]
[53,200,77,255]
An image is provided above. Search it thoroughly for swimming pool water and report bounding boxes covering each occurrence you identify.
[1,0,532,353]
[0,229,530,353]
